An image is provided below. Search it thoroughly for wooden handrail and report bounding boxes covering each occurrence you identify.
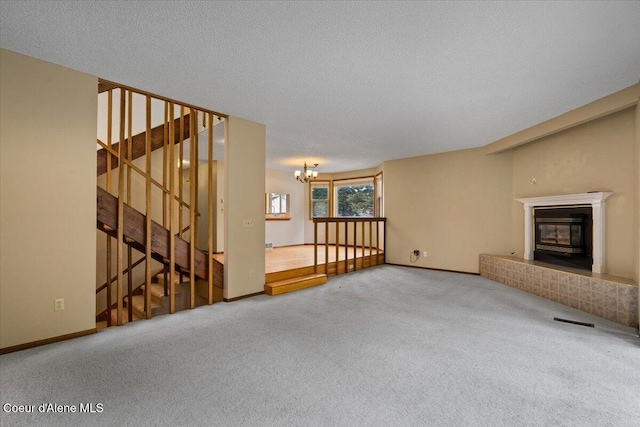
[313,217,387,223]
[98,78,227,119]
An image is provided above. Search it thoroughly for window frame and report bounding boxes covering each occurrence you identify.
[309,180,331,219]
[333,176,376,218]
[374,172,383,217]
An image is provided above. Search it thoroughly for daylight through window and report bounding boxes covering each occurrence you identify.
[310,182,330,218]
[334,178,374,217]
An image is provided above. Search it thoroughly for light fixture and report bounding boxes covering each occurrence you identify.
[294,162,319,183]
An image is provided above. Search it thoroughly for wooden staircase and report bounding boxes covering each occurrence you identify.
[96,188,223,325]
[95,83,225,327]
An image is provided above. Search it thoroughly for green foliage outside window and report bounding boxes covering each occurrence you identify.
[336,184,374,217]
[311,186,329,218]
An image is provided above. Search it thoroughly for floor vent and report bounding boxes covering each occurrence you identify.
[553,317,594,328]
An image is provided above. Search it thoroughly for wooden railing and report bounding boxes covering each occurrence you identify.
[96,80,226,326]
[313,217,386,276]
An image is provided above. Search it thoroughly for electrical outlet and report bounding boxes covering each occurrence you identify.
[248,269,254,278]
[423,251,428,257]
[54,298,64,312]
[243,219,253,228]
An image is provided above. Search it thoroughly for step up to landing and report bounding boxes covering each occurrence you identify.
[265,273,327,296]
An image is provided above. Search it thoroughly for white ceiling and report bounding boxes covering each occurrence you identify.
[1,1,639,173]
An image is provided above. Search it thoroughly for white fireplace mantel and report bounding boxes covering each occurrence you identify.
[516,192,612,274]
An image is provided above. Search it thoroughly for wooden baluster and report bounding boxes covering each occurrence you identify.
[105,89,113,326]
[376,220,380,266]
[344,221,349,274]
[368,220,373,268]
[334,222,339,275]
[162,101,168,228]
[189,108,196,309]
[361,221,365,269]
[144,95,152,319]
[193,111,199,251]
[169,101,177,313]
[127,90,133,323]
[178,107,185,238]
[353,220,357,271]
[325,221,329,275]
[116,89,126,325]
[106,236,112,327]
[314,220,318,274]
[106,90,112,193]
[106,83,113,326]
[207,112,214,305]
[382,219,386,264]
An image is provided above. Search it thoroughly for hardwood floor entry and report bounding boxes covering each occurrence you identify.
[212,244,384,274]
[213,244,385,296]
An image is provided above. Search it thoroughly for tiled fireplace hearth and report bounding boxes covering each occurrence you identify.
[480,254,638,328]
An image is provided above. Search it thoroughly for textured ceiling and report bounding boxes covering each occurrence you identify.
[1,1,639,173]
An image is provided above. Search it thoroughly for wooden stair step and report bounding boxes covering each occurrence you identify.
[125,294,163,318]
[265,273,327,296]
[109,307,140,326]
[156,272,188,286]
[141,283,171,305]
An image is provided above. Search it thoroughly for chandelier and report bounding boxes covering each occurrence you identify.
[294,162,319,183]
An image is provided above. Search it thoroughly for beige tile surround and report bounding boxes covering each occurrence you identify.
[479,254,639,328]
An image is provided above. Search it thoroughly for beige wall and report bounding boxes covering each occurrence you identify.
[266,168,305,247]
[0,49,97,349]
[224,116,266,299]
[384,147,514,273]
[511,108,637,279]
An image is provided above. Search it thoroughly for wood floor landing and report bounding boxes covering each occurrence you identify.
[212,244,383,275]
[213,244,384,296]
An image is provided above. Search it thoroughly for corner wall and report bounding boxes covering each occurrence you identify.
[384,147,513,273]
[0,49,97,349]
[511,108,637,279]
[224,117,266,299]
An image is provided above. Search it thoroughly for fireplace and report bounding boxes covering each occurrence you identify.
[516,192,611,274]
[533,206,592,271]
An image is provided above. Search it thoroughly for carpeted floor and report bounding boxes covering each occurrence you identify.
[1,265,638,426]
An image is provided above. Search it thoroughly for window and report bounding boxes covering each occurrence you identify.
[334,178,374,217]
[310,181,330,218]
[266,193,288,215]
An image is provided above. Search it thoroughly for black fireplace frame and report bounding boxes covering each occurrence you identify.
[533,206,593,271]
